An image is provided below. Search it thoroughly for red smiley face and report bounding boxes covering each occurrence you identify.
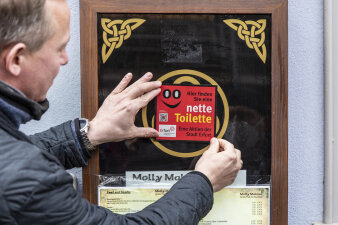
[161,88,181,108]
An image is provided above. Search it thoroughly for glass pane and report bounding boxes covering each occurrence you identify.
[97,14,271,186]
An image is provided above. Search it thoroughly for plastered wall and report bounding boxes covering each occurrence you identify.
[20,0,324,224]
[288,0,324,224]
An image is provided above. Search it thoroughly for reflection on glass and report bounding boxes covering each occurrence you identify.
[97,14,271,185]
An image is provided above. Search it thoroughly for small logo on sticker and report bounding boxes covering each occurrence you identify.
[159,125,176,138]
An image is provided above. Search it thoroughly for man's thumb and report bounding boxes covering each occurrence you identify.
[134,127,159,138]
[207,137,219,153]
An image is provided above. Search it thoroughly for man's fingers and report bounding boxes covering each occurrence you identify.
[219,139,238,165]
[218,139,235,153]
[236,149,241,161]
[240,160,243,169]
[124,72,154,92]
[128,81,162,99]
[207,137,220,153]
[236,149,243,168]
[134,88,161,109]
[111,73,133,95]
[133,127,159,138]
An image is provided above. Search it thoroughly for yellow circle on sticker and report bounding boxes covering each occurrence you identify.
[142,69,229,158]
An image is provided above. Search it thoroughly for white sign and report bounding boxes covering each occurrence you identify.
[126,170,247,187]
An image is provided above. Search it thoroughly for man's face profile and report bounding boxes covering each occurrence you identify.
[19,0,71,102]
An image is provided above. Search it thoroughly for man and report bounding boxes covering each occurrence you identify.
[0,0,242,224]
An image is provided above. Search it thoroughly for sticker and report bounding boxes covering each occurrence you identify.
[156,85,216,141]
[142,69,230,157]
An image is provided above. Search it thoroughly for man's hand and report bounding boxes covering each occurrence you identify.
[87,72,161,146]
[195,138,242,192]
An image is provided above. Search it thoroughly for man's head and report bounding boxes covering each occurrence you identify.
[0,0,70,102]
[0,0,51,53]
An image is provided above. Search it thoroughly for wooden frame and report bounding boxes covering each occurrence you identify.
[80,0,288,224]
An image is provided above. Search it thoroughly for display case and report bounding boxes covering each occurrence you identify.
[80,0,287,224]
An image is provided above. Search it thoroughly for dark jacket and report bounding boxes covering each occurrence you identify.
[0,82,213,225]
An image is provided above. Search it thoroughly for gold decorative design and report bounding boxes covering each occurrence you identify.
[224,19,267,63]
[101,18,146,63]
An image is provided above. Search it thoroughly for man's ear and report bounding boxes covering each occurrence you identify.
[3,43,27,76]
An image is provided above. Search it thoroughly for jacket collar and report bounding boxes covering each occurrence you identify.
[0,81,49,128]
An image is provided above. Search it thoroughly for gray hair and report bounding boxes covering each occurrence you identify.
[0,0,51,52]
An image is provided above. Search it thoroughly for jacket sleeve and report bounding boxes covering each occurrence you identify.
[122,172,213,225]
[27,120,89,169]
[16,153,213,225]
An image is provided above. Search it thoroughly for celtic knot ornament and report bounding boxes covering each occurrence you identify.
[224,19,267,63]
[101,18,146,63]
